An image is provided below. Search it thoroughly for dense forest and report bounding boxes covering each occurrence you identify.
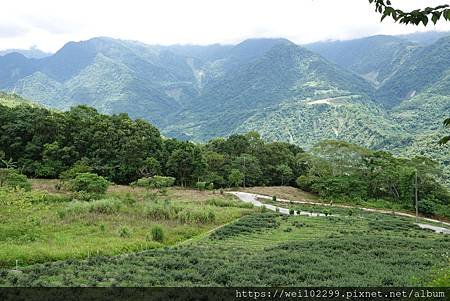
[0,103,448,217]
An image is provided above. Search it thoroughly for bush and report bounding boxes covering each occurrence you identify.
[207,183,214,190]
[296,175,313,191]
[150,225,164,242]
[289,208,295,215]
[68,173,109,196]
[196,182,207,191]
[132,176,175,189]
[418,199,436,216]
[272,195,277,202]
[59,162,92,181]
[0,169,31,191]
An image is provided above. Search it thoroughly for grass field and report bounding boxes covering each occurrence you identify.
[0,180,253,267]
[1,211,449,287]
[1,181,449,287]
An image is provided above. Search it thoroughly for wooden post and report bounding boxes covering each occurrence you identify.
[415,170,418,223]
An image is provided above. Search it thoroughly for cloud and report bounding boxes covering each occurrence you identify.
[25,16,79,35]
[0,23,29,38]
[1,0,450,52]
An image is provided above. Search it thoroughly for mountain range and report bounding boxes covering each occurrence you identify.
[0,32,449,183]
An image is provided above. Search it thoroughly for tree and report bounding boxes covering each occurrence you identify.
[438,118,450,145]
[231,154,262,187]
[369,0,450,25]
[276,164,293,186]
[228,169,244,187]
[166,142,206,187]
[138,157,161,178]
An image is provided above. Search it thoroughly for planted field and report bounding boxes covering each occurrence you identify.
[0,181,253,268]
[1,209,449,287]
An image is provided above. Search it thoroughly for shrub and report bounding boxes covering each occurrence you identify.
[207,183,214,190]
[323,209,332,216]
[152,176,175,189]
[196,182,207,191]
[72,191,96,202]
[418,199,436,216]
[68,173,109,196]
[59,162,92,181]
[150,225,164,242]
[132,176,175,189]
[0,169,31,191]
[296,175,313,191]
[220,189,224,195]
[289,208,295,215]
[272,195,277,202]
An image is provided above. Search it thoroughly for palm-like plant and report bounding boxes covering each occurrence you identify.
[0,158,17,169]
[438,118,450,145]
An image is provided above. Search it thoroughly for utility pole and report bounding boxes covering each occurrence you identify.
[415,170,418,223]
[243,156,246,188]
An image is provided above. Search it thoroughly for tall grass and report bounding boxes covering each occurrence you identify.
[144,203,216,224]
[58,198,122,218]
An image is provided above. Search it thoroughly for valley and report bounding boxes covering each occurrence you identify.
[1,31,449,289]
[1,34,449,187]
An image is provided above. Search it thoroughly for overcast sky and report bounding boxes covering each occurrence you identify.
[1,0,450,52]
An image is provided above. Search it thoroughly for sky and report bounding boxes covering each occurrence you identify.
[1,0,450,52]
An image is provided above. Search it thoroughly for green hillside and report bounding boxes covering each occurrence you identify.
[304,35,419,87]
[234,96,404,150]
[165,40,375,141]
[377,36,450,108]
[0,92,37,108]
[0,34,449,181]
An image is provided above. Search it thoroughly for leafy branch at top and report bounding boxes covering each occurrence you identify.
[369,0,450,25]
[438,118,450,145]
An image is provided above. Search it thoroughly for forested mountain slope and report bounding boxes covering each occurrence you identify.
[304,35,418,87]
[376,36,450,108]
[0,91,37,108]
[165,39,378,141]
[0,34,448,178]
